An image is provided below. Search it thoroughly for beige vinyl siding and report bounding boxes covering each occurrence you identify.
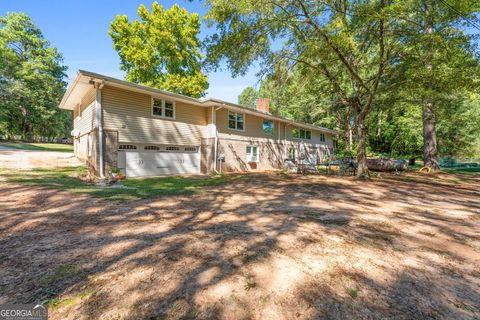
[102,86,208,145]
[216,108,281,141]
[207,106,213,124]
[216,108,333,147]
[285,125,334,147]
[73,87,96,160]
[73,87,96,134]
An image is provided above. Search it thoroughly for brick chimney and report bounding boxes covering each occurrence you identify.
[255,98,270,113]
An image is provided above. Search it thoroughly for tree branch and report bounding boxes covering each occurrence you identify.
[295,0,369,93]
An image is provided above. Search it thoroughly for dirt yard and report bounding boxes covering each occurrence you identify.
[0,172,479,319]
[0,147,80,169]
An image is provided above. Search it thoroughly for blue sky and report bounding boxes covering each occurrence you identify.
[0,0,260,102]
[1,1,478,102]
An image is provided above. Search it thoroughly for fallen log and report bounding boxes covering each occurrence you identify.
[367,158,407,172]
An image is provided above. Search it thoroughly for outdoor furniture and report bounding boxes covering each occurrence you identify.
[323,157,357,176]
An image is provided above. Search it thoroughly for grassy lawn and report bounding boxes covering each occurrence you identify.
[406,161,480,175]
[442,167,480,174]
[0,142,74,152]
[0,167,241,200]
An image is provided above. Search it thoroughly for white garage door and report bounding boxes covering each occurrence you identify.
[118,147,200,177]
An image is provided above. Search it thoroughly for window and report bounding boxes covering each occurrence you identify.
[119,144,137,150]
[228,111,244,131]
[152,98,175,119]
[144,145,160,150]
[262,120,274,135]
[184,147,197,152]
[292,127,311,140]
[165,101,174,118]
[152,98,162,116]
[306,130,311,140]
[246,145,258,162]
[320,133,326,142]
[166,146,180,151]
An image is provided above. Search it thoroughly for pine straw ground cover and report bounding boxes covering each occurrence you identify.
[0,170,479,319]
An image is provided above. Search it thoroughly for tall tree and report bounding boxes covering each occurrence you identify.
[0,12,68,140]
[205,0,399,178]
[397,0,479,169]
[109,2,209,98]
[238,86,259,108]
[436,93,480,158]
[257,64,353,150]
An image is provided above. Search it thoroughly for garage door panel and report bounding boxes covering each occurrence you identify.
[123,149,200,177]
[182,153,200,166]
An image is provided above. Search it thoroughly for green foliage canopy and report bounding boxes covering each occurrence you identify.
[228,0,480,162]
[205,0,404,177]
[0,12,69,140]
[109,2,209,98]
[237,86,259,108]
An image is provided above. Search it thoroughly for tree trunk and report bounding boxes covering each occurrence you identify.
[356,113,369,178]
[422,0,439,171]
[20,105,33,141]
[422,103,439,170]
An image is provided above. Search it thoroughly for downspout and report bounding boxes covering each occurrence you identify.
[94,81,105,178]
[213,106,224,173]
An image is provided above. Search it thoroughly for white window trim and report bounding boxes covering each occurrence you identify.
[262,119,274,135]
[228,111,245,132]
[246,145,259,163]
[151,97,176,120]
[292,126,312,140]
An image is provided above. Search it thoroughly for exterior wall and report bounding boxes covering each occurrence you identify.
[102,85,208,146]
[284,124,334,148]
[215,108,334,145]
[75,128,99,175]
[218,139,284,172]
[104,129,119,173]
[214,108,334,172]
[216,108,282,140]
[200,137,215,174]
[73,87,96,161]
[217,139,333,172]
[71,84,336,176]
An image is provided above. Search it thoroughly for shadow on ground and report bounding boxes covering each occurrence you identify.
[0,172,479,319]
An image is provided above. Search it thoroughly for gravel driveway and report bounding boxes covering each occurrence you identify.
[0,147,81,169]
